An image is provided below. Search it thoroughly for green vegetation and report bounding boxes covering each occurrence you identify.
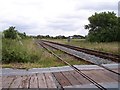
[47,39,119,55]
[2,27,88,69]
[3,26,18,39]
[85,12,119,42]
[2,11,119,68]
[2,38,88,69]
[2,39,40,63]
[0,32,2,63]
[3,26,27,39]
[2,39,65,68]
[52,49,88,65]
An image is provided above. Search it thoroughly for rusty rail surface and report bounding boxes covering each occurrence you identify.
[40,40,120,75]
[38,41,107,90]
[42,40,119,63]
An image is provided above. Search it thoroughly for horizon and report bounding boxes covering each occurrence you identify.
[0,0,118,37]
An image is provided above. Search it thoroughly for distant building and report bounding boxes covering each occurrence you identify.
[67,36,72,42]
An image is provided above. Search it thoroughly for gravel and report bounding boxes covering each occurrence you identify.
[44,42,116,65]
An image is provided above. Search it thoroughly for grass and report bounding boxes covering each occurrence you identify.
[51,48,89,65]
[46,39,119,55]
[0,32,2,62]
[4,38,117,69]
[2,39,40,63]
[2,38,89,69]
[2,38,65,69]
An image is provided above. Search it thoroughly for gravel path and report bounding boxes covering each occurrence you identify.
[44,42,116,65]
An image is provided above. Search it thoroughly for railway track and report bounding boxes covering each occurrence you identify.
[40,40,120,75]
[39,41,120,90]
[38,41,107,90]
[42,40,119,63]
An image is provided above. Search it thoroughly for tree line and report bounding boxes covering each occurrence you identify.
[36,35,85,39]
[2,27,85,39]
[2,11,119,42]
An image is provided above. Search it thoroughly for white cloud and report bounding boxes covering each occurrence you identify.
[0,0,118,36]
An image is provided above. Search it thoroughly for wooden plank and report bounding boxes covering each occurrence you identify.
[18,75,30,88]
[112,68,119,73]
[2,76,15,88]
[83,70,105,83]
[61,71,80,85]
[82,70,116,83]
[44,73,57,88]
[99,70,117,82]
[29,74,38,88]
[0,76,2,89]
[37,73,47,88]
[53,72,71,86]
[94,70,117,82]
[10,76,22,88]
[101,69,119,82]
[64,84,97,88]
[70,70,91,85]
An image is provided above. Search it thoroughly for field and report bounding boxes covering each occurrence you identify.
[2,38,119,69]
[46,39,119,55]
[2,39,64,69]
[2,38,88,69]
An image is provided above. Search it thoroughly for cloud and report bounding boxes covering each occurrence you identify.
[1,16,38,34]
[47,20,79,31]
[76,2,117,11]
[0,0,118,36]
[118,1,120,16]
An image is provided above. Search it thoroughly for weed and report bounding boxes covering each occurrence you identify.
[47,39,119,54]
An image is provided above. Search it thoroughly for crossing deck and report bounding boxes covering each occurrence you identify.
[1,64,119,89]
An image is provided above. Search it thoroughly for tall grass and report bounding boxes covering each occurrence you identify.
[2,39,41,63]
[47,39,119,54]
[2,38,65,68]
[0,32,2,66]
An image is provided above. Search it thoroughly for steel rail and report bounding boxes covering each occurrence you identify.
[41,40,120,75]
[38,41,107,90]
[42,40,119,62]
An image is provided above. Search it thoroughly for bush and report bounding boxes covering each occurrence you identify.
[2,39,39,63]
[3,26,18,39]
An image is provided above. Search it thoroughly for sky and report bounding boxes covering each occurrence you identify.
[0,0,118,36]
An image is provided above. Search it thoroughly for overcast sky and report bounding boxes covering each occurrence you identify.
[0,0,118,36]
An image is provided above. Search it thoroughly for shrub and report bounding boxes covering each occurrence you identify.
[2,39,39,63]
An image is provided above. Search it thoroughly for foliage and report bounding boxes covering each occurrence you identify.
[2,39,39,63]
[3,26,18,39]
[18,32,26,39]
[36,35,67,39]
[85,12,119,42]
[47,39,119,54]
[36,35,85,39]
[118,17,120,41]
[3,39,85,68]
[72,35,85,39]
[54,35,67,39]
[3,26,27,39]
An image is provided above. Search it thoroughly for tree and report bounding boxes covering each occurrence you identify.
[85,12,118,42]
[118,17,120,41]
[18,32,26,39]
[3,26,18,39]
[3,26,28,39]
[72,35,85,39]
[54,35,67,39]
